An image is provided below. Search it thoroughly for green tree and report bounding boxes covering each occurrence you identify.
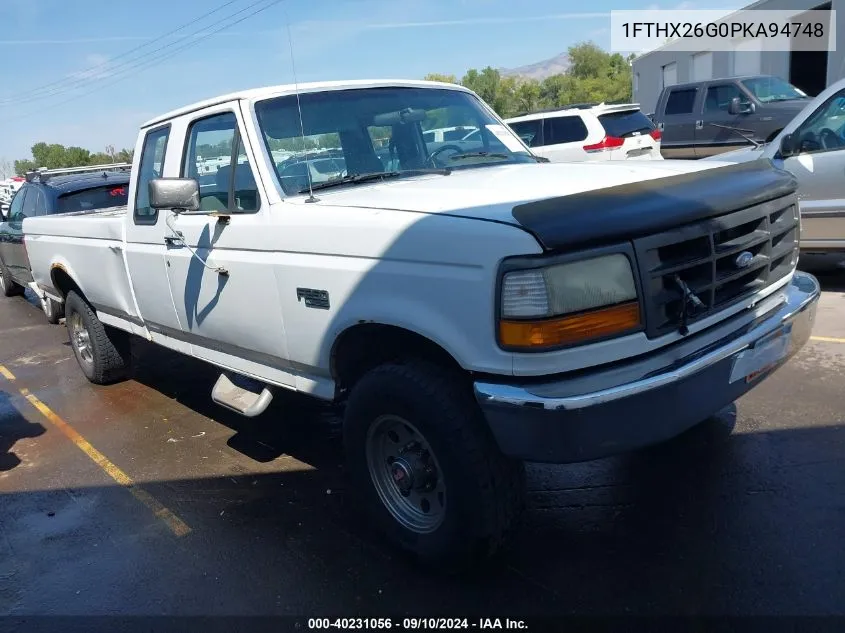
[89,152,112,164]
[14,159,36,175]
[424,73,458,84]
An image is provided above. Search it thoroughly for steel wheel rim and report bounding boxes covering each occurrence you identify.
[365,414,447,534]
[69,312,94,366]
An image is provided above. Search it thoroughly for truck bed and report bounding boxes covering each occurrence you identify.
[24,206,138,319]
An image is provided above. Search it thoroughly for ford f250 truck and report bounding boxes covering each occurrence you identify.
[21,80,820,569]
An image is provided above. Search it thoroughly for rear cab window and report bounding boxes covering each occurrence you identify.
[664,88,698,115]
[57,184,129,214]
[598,110,655,138]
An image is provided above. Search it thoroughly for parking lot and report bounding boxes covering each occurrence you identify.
[1,272,844,619]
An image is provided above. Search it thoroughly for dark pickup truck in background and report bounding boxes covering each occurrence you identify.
[653,75,811,159]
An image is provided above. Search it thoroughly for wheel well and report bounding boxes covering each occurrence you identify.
[331,324,463,393]
[50,267,81,302]
[766,128,783,143]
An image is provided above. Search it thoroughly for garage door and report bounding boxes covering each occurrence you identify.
[732,40,761,75]
[691,52,713,81]
[662,62,678,88]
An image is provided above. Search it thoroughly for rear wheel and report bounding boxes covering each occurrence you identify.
[0,261,24,297]
[65,291,130,384]
[344,360,525,571]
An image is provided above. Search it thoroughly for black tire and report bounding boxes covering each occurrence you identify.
[64,291,130,384]
[44,297,64,325]
[344,360,525,571]
[0,260,25,297]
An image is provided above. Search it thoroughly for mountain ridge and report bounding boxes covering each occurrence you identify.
[500,52,571,80]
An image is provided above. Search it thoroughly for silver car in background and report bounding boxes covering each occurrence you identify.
[705,78,845,270]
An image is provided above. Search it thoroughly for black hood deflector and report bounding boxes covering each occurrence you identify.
[511,159,798,251]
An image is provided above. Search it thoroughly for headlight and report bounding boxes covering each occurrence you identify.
[499,253,641,350]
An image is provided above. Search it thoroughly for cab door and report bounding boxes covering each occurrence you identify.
[698,83,752,157]
[3,186,40,283]
[779,88,845,250]
[161,104,292,385]
[122,124,187,345]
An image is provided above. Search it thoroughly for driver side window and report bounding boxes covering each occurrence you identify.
[794,90,845,155]
[134,125,170,225]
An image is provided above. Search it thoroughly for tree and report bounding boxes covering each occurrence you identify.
[0,159,12,180]
[425,41,634,119]
[14,142,139,175]
[14,159,36,175]
[424,73,458,84]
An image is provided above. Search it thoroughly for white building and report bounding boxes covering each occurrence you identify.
[632,0,844,114]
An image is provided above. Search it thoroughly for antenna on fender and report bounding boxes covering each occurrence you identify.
[284,5,317,203]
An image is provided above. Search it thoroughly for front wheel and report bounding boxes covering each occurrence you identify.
[344,360,525,570]
[65,291,130,384]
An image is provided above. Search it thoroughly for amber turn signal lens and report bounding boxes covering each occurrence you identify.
[499,301,641,349]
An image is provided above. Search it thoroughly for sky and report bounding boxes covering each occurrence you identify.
[0,0,745,168]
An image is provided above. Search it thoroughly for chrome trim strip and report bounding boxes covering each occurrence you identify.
[475,272,820,412]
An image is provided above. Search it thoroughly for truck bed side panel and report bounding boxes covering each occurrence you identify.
[24,209,138,319]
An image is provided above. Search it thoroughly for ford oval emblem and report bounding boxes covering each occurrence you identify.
[735,251,754,269]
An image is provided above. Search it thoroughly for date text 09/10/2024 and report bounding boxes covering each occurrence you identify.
[306,618,529,630]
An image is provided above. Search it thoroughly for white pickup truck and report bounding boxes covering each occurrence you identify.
[23,79,820,568]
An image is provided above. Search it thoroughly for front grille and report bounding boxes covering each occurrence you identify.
[634,196,799,338]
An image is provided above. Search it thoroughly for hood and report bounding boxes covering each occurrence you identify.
[701,145,771,163]
[307,161,724,222]
[304,159,797,251]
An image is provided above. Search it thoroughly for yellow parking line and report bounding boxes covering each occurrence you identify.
[0,363,192,537]
[810,336,845,344]
[18,388,191,537]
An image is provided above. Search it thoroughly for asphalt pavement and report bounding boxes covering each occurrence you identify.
[1,272,844,621]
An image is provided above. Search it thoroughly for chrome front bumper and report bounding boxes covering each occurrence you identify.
[474,272,821,463]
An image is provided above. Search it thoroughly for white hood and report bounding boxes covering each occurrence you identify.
[701,145,772,164]
[301,160,724,222]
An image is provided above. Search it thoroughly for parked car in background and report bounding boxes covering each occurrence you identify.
[421,126,479,143]
[17,79,819,569]
[0,177,25,215]
[654,75,811,159]
[703,77,845,270]
[0,164,130,322]
[505,103,662,162]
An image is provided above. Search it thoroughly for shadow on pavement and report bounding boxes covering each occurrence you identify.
[1,409,844,616]
[0,390,46,472]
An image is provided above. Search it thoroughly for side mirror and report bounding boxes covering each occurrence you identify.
[779,133,796,158]
[149,178,200,212]
[729,97,754,115]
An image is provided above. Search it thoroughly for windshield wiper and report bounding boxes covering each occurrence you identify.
[299,168,450,193]
[448,152,511,161]
[709,123,763,149]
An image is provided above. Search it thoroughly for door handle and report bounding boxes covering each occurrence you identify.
[695,120,703,130]
[164,235,183,246]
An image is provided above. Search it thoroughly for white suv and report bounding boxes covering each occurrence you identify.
[505,103,663,162]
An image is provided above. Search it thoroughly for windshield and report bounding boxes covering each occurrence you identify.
[741,77,808,103]
[57,184,129,214]
[254,87,534,195]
